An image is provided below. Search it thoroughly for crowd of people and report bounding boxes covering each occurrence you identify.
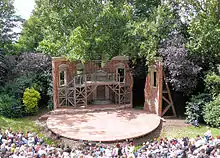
[0,128,219,158]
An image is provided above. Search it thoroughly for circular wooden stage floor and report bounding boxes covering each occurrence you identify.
[47,109,161,142]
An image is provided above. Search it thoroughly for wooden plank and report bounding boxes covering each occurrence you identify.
[163,72,176,117]
[162,104,171,116]
[162,96,171,105]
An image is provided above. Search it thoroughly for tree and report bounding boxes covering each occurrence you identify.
[0,0,23,53]
[36,0,134,61]
[158,34,201,95]
[181,0,220,69]
[132,0,161,18]
[17,15,44,52]
[0,50,7,85]
[18,0,180,63]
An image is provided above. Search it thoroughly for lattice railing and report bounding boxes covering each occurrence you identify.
[58,72,130,108]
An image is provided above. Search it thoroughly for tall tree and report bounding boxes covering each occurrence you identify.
[0,0,22,84]
[182,0,220,68]
[0,0,23,53]
[18,0,179,62]
[158,34,201,95]
[17,15,43,52]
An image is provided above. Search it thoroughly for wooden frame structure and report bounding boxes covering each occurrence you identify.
[52,56,176,117]
[144,58,176,117]
[52,56,133,109]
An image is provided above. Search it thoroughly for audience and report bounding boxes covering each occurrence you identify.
[0,128,219,158]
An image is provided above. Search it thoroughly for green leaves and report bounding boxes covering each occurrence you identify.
[129,4,178,63]
[204,94,220,128]
[66,27,90,61]
[18,15,44,52]
[186,0,220,66]
[0,94,23,118]
[22,87,41,114]
[0,0,23,54]
[205,65,220,96]
[18,0,182,62]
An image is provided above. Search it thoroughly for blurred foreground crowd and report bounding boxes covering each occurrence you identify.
[0,128,219,158]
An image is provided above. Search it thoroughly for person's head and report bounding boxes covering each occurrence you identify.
[41,153,46,158]
[148,153,153,158]
[116,143,120,148]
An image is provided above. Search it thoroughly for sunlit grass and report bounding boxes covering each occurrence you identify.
[0,115,40,133]
[160,125,220,139]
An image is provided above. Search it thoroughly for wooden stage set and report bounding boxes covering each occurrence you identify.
[47,56,175,142]
[47,106,161,142]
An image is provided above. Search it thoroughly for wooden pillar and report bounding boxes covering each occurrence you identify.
[105,85,109,100]
[157,61,163,116]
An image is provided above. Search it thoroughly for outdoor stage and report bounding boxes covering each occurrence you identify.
[47,108,161,142]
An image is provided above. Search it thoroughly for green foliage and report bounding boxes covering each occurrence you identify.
[36,1,134,61]
[22,87,41,114]
[0,0,23,54]
[186,0,220,67]
[160,125,220,139]
[0,94,24,118]
[126,3,181,63]
[0,52,7,85]
[204,94,220,128]
[132,0,161,18]
[185,93,212,124]
[2,73,37,101]
[17,16,44,52]
[18,0,179,62]
[185,65,220,127]
[205,65,220,96]
[0,115,40,132]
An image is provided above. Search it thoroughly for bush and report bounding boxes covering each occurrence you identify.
[0,94,24,118]
[205,65,220,96]
[22,87,41,114]
[204,94,220,128]
[158,34,201,95]
[3,73,37,100]
[185,93,212,124]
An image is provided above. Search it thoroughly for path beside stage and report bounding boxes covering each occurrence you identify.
[47,109,161,142]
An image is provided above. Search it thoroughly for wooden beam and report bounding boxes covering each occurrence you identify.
[163,72,177,117]
[162,96,171,105]
[162,104,171,116]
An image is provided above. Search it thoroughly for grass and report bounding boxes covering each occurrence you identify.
[0,115,40,133]
[0,107,49,133]
[0,115,59,145]
[0,107,58,145]
[160,125,220,139]
[0,112,219,146]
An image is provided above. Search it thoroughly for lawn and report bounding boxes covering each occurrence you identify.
[0,115,40,133]
[0,115,219,141]
[160,125,220,139]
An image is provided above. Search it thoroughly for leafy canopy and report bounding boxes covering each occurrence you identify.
[0,0,23,53]
[18,0,179,62]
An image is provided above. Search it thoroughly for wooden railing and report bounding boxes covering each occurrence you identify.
[72,72,122,86]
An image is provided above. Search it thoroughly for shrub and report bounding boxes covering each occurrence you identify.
[14,53,51,75]
[0,94,24,118]
[204,94,220,128]
[22,87,41,114]
[3,73,37,100]
[158,34,201,95]
[205,65,220,96]
[185,93,212,124]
